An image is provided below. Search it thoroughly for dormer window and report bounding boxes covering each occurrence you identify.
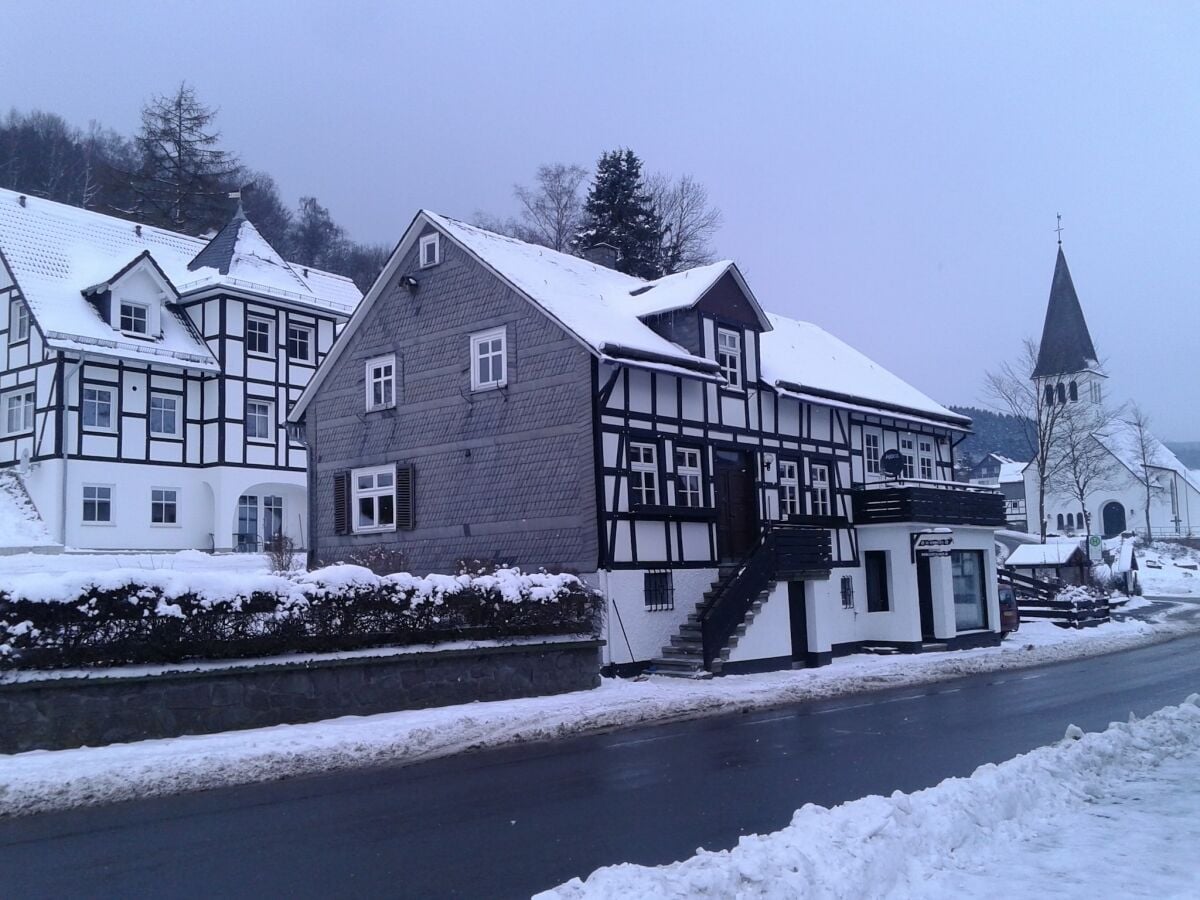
[717,328,741,388]
[419,233,441,268]
[120,301,149,336]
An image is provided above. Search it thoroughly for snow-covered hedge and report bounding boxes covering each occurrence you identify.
[0,566,602,669]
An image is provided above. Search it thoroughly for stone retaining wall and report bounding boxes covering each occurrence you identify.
[0,639,603,753]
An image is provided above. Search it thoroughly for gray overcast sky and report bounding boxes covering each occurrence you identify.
[4,1,1198,439]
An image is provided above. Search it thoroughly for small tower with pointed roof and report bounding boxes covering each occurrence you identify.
[1031,242,1106,408]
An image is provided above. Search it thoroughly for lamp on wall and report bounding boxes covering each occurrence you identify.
[762,456,772,473]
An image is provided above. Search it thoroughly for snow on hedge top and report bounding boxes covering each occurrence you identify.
[761,312,967,424]
[0,189,360,369]
[0,564,583,607]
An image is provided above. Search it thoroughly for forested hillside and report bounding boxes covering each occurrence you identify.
[1166,442,1200,468]
[949,406,1034,468]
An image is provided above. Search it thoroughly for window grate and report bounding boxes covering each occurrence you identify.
[644,570,674,611]
[840,575,855,609]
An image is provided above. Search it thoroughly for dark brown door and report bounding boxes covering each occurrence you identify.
[714,450,757,561]
[788,581,808,665]
[917,554,935,639]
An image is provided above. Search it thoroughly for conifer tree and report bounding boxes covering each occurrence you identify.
[130,83,242,234]
[574,149,663,278]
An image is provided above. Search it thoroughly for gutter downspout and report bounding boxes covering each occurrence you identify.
[59,355,83,546]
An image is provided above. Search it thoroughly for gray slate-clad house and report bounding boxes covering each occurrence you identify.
[291,213,1006,675]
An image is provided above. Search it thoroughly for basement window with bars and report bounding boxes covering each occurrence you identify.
[840,575,855,609]
[644,570,674,611]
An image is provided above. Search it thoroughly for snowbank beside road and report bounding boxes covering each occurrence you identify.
[542,695,1200,899]
[0,611,1196,817]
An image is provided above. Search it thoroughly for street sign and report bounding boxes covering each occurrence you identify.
[1087,534,1102,562]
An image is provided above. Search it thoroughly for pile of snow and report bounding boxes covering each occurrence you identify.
[0,474,53,548]
[1,610,1196,817]
[1139,541,1200,597]
[542,695,1200,898]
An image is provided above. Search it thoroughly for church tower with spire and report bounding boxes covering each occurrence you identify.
[1031,243,1106,408]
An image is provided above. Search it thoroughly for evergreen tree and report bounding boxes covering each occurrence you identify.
[574,149,663,278]
[130,83,242,234]
[288,196,345,269]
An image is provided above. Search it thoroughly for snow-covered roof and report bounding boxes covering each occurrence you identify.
[999,461,1027,484]
[760,313,970,427]
[294,210,966,431]
[0,189,360,370]
[1096,418,1200,495]
[1006,541,1086,567]
[426,213,713,370]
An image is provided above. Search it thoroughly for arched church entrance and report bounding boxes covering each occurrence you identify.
[1101,501,1126,538]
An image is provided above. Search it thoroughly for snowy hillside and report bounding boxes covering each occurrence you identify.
[0,473,53,548]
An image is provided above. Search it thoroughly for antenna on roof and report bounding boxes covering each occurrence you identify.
[1055,212,1064,246]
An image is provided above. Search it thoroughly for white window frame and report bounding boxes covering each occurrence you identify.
[246,316,274,357]
[419,233,441,268]
[779,459,800,516]
[918,438,934,481]
[82,484,113,525]
[3,387,34,436]
[470,326,507,391]
[286,323,314,363]
[674,447,703,508]
[352,464,397,533]
[900,436,915,479]
[810,462,831,517]
[81,384,116,432]
[629,442,659,507]
[864,432,881,475]
[9,300,30,344]
[716,328,742,389]
[150,487,179,526]
[149,393,180,438]
[118,300,150,336]
[365,355,396,411]
[245,399,274,442]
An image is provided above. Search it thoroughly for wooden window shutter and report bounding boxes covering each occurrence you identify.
[396,463,414,529]
[333,471,350,535]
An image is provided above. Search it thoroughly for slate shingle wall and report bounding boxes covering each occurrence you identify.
[306,227,599,574]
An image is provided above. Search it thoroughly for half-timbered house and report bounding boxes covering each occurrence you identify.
[292,212,1005,674]
[0,189,360,550]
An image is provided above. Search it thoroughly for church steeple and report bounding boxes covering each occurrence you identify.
[1032,245,1099,379]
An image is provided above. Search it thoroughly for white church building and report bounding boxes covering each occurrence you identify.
[1023,245,1200,539]
[0,189,361,551]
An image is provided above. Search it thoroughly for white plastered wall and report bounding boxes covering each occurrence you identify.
[586,567,719,666]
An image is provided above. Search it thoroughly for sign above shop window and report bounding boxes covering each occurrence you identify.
[911,529,955,560]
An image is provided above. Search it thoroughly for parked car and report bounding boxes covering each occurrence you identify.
[999,585,1020,634]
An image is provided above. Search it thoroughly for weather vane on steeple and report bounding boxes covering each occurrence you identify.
[1055,213,1063,246]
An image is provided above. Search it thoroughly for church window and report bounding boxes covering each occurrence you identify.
[1056,383,1067,404]
[1069,381,1078,402]
[1044,385,1055,406]
[1056,513,1064,531]
[1066,513,1075,531]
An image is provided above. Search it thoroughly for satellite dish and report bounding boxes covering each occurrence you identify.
[880,449,905,479]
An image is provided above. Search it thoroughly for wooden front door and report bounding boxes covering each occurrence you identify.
[714,449,757,561]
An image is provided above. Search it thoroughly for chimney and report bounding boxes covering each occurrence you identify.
[583,242,619,269]
[18,195,26,208]
[135,225,142,237]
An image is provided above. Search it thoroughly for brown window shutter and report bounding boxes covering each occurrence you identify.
[333,471,350,535]
[396,463,414,529]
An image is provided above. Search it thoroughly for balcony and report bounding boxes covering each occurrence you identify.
[852,480,1006,528]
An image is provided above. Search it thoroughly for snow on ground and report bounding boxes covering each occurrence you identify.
[541,695,1200,899]
[0,475,53,549]
[1,604,1197,818]
[1139,541,1200,596]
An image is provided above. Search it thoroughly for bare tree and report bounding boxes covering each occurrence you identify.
[1126,404,1164,540]
[513,163,588,252]
[646,172,723,274]
[985,338,1076,542]
[1047,399,1121,541]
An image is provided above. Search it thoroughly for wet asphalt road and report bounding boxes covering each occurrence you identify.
[3,627,1199,899]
